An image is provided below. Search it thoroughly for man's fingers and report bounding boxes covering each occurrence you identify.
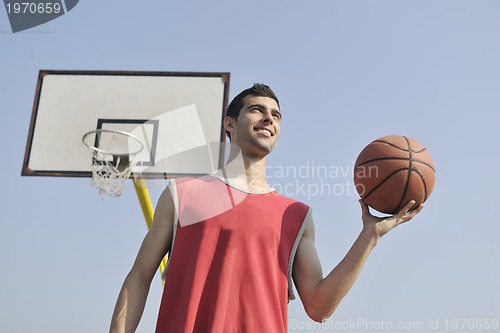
[409,204,425,216]
[396,201,424,224]
[359,199,370,216]
[402,200,416,213]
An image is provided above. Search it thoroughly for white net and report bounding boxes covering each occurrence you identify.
[82,130,144,197]
[90,154,134,197]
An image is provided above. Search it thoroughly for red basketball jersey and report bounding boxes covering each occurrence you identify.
[155,176,310,333]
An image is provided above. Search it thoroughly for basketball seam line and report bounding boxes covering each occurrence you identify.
[362,167,408,207]
[413,168,428,201]
[393,136,412,214]
[356,157,436,172]
[372,139,427,153]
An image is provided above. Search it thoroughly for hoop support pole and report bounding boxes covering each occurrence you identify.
[132,178,168,281]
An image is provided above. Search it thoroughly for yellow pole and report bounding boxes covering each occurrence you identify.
[132,178,168,281]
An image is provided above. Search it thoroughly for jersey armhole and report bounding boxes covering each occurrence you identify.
[162,178,179,280]
[287,207,312,301]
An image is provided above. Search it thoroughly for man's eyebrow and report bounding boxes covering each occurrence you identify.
[247,103,282,117]
[247,103,267,110]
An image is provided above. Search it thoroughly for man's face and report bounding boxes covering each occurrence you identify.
[227,95,281,157]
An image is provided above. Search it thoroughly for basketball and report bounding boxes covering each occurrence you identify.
[353,135,436,214]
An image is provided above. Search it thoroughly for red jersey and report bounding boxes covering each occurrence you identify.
[155,176,310,333]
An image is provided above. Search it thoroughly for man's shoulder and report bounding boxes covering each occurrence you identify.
[272,190,307,204]
[170,175,219,187]
[169,175,228,198]
[270,191,310,212]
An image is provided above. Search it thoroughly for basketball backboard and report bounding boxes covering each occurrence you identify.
[22,70,230,179]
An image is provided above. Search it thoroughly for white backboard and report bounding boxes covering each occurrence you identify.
[22,70,230,178]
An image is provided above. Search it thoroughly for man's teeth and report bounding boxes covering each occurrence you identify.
[256,129,272,136]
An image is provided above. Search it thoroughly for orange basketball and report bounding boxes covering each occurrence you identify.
[354,135,436,214]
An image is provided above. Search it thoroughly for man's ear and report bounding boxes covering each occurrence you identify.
[224,116,235,136]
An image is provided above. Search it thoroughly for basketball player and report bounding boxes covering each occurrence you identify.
[110,84,424,333]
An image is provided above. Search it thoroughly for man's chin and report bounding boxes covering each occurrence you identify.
[246,145,273,158]
[237,138,277,157]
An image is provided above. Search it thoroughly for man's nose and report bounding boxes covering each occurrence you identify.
[262,111,273,124]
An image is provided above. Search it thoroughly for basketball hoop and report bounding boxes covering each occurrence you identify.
[82,129,144,197]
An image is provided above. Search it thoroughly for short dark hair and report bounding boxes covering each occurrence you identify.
[225,83,280,138]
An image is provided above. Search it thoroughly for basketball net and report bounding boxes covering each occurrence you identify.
[82,130,144,197]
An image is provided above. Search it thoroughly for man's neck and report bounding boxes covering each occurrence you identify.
[220,148,272,193]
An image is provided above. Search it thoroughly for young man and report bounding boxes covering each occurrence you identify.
[110,84,423,333]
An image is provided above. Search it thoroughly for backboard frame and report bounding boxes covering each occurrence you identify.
[22,69,230,179]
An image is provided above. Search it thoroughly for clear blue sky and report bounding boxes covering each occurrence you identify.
[1,1,499,332]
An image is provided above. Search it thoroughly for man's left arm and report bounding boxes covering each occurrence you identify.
[292,200,424,323]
